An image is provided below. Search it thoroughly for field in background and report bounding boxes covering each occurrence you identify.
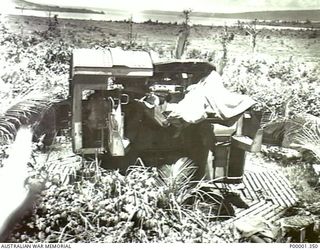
[2,13,319,118]
[4,14,320,63]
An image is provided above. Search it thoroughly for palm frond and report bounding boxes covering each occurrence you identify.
[0,97,54,144]
[0,125,15,140]
[286,114,320,161]
[158,157,196,193]
[2,115,22,126]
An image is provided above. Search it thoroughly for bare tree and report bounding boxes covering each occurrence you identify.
[20,5,25,36]
[245,19,261,53]
[237,20,244,30]
[128,15,134,45]
[47,11,52,30]
[182,9,192,31]
[218,25,234,75]
[174,9,192,59]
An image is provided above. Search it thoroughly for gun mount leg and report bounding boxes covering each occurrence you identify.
[181,121,215,180]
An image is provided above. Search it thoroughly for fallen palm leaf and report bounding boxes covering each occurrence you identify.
[285,114,320,161]
[0,97,54,144]
[158,157,196,193]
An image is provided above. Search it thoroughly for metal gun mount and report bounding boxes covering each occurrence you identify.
[68,48,262,182]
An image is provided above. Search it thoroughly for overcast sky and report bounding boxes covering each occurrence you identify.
[6,0,320,12]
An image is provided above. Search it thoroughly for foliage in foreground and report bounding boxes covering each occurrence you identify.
[9,159,238,243]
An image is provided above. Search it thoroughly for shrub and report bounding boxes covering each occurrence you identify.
[222,55,320,118]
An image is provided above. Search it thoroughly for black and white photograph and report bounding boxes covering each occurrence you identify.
[0,0,319,246]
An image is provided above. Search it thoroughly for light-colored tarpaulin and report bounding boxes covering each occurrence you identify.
[165,70,256,124]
